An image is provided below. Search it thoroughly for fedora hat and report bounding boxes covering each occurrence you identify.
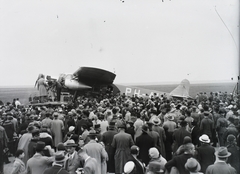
[64,139,78,147]
[124,161,135,174]
[167,114,174,121]
[88,129,98,137]
[215,147,231,158]
[185,157,201,172]
[152,117,161,126]
[199,134,210,143]
[55,151,67,163]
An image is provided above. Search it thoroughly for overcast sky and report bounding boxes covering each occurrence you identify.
[0,0,239,86]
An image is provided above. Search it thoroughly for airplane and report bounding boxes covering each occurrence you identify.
[33,66,192,104]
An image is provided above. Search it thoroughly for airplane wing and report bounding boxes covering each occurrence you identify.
[73,67,116,86]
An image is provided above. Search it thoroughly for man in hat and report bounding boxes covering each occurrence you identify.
[126,120,135,140]
[42,112,53,130]
[26,141,54,174]
[18,125,35,164]
[51,112,64,148]
[191,120,200,147]
[226,134,240,173]
[2,114,15,141]
[165,143,195,174]
[102,121,118,173]
[133,113,144,141]
[65,139,80,174]
[223,117,238,145]
[75,110,92,135]
[205,147,237,174]
[43,151,69,174]
[94,124,102,141]
[196,134,215,173]
[216,109,228,146]
[172,120,191,153]
[199,110,214,142]
[136,124,155,166]
[28,129,41,158]
[151,117,166,158]
[112,121,134,174]
[162,114,176,133]
[190,106,200,125]
[125,145,145,174]
[147,122,161,153]
[64,112,74,134]
[83,130,108,174]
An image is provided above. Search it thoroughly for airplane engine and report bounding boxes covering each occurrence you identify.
[64,74,92,90]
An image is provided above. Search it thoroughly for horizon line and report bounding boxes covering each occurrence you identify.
[0,80,237,88]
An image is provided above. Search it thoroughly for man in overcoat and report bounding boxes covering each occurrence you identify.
[83,130,108,174]
[205,147,237,174]
[196,134,215,173]
[111,121,134,174]
[172,120,191,153]
[136,124,155,166]
[51,113,64,147]
[102,121,118,173]
[65,140,80,174]
[26,141,54,174]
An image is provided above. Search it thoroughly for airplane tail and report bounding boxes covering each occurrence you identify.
[170,79,192,99]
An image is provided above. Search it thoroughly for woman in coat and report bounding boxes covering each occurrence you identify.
[35,74,48,103]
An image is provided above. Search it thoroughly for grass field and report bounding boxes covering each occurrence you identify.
[0,87,38,105]
[137,82,237,98]
[0,82,237,105]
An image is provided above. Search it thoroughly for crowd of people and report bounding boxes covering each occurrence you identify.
[0,90,239,174]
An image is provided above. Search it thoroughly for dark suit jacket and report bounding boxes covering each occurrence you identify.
[172,127,191,150]
[191,125,200,146]
[165,153,192,174]
[136,132,155,166]
[128,155,145,174]
[43,165,69,174]
[102,129,118,173]
[196,144,215,173]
